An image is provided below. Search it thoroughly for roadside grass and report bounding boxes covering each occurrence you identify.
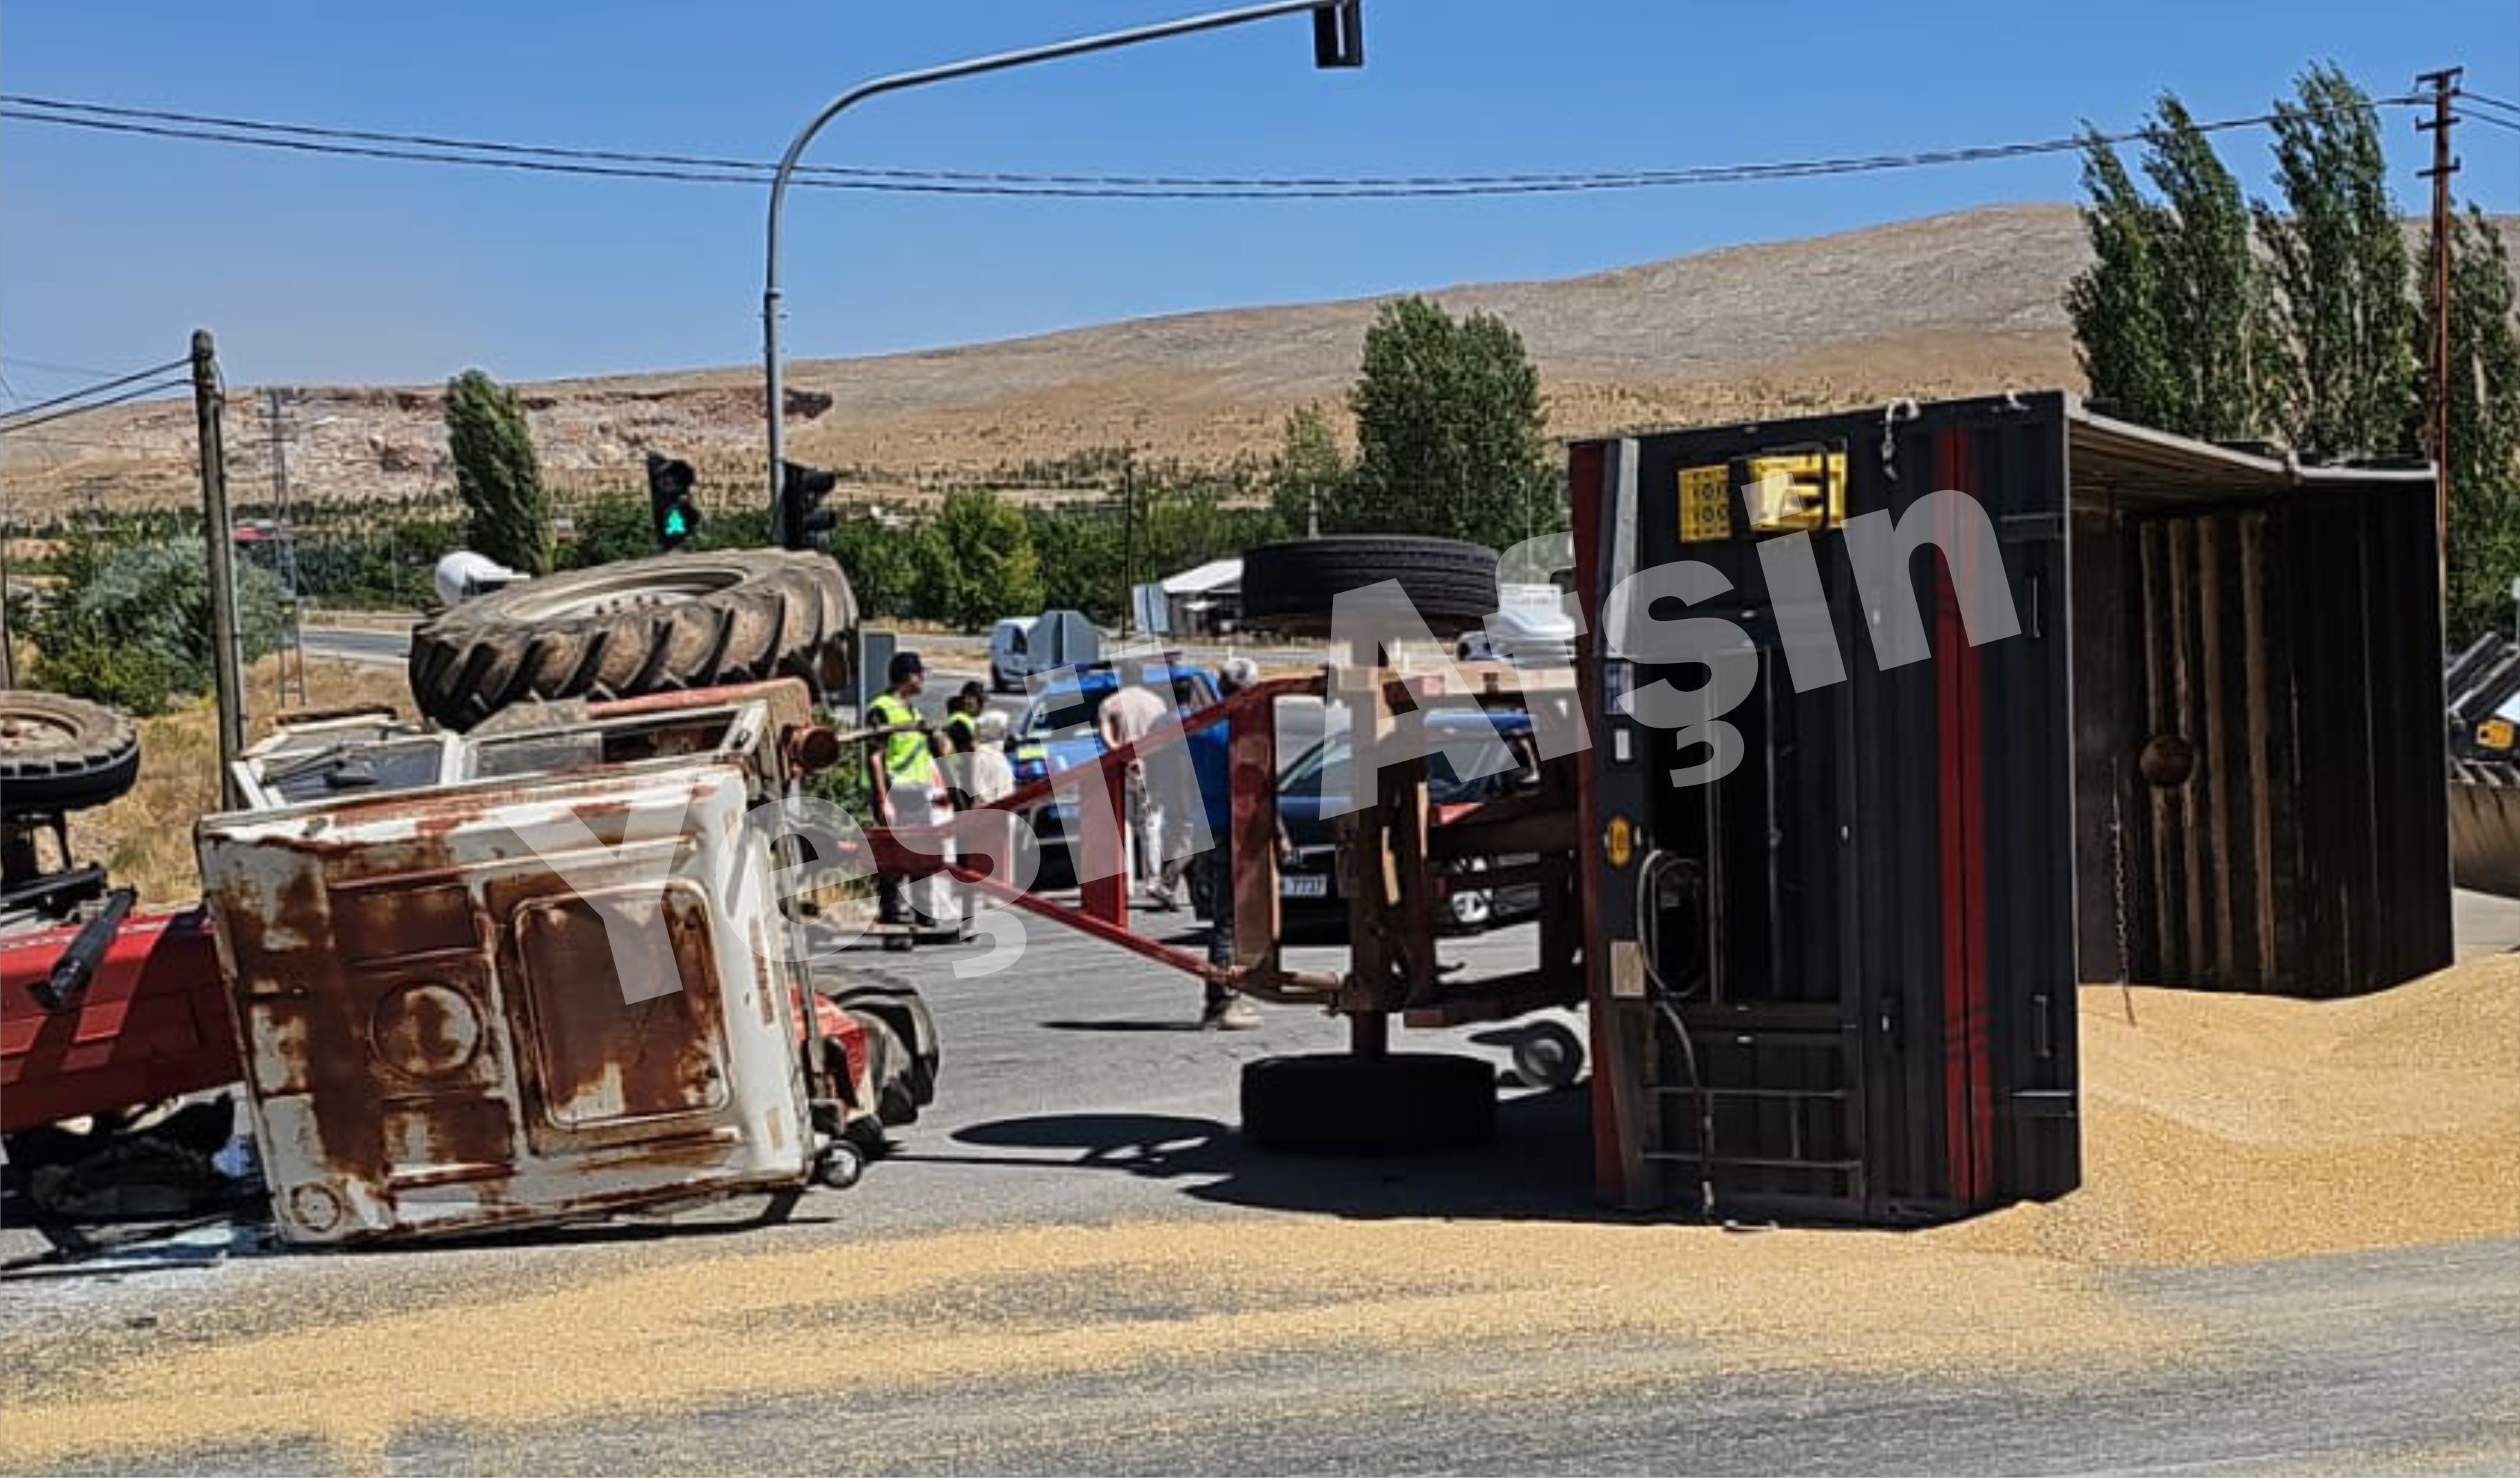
[64,657,412,906]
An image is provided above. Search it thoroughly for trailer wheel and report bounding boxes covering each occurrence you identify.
[0,691,140,816]
[1239,536,1500,638]
[1509,1020,1586,1090]
[1240,1051,1496,1154]
[813,1140,865,1190]
[407,549,854,730]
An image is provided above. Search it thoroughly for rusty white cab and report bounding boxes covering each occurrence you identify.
[195,683,875,1245]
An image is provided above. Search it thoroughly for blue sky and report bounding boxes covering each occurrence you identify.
[3,0,2514,393]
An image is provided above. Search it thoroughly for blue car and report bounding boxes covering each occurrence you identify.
[1006,663,1222,887]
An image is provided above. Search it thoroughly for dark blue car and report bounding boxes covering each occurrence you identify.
[1206,705,1541,932]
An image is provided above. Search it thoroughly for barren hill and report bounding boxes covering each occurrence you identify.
[6,202,2504,518]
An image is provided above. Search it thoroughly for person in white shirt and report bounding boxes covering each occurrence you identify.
[1095,666,1173,902]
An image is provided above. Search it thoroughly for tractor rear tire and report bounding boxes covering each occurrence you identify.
[1240,1051,1497,1154]
[407,549,853,730]
[1238,536,1499,639]
[0,691,140,816]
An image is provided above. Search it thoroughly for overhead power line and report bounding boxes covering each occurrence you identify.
[2459,87,2520,118]
[0,376,191,438]
[2459,108,2520,137]
[0,89,2426,200]
[0,354,136,379]
[0,357,189,425]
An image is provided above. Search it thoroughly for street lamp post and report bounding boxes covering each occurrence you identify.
[762,0,1361,541]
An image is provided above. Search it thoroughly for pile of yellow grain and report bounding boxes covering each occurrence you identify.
[1938,957,2520,1266]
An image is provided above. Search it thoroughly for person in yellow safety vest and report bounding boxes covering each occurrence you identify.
[939,680,987,757]
[867,651,956,947]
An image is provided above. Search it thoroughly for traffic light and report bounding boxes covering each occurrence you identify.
[645,451,701,550]
[1311,0,1362,67]
[779,459,839,551]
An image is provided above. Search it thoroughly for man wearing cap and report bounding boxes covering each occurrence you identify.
[867,651,954,943]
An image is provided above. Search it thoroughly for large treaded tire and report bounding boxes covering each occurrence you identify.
[0,691,140,816]
[1239,536,1499,638]
[1240,1051,1497,1154]
[408,550,854,730]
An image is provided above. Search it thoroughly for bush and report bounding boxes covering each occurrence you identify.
[30,536,284,715]
[920,489,1043,629]
[828,517,919,619]
[556,492,657,571]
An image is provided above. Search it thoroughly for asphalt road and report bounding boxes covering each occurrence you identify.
[4,908,2517,1474]
[301,624,414,667]
[13,624,2501,1473]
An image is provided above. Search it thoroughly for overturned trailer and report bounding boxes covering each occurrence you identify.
[1573,391,2450,1221]
[869,392,2450,1228]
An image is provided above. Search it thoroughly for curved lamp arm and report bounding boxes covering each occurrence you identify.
[762,0,1354,536]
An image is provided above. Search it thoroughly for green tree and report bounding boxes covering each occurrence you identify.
[828,516,920,619]
[921,489,1044,630]
[2141,96,2279,441]
[1268,403,1349,538]
[442,369,553,574]
[2428,207,2520,644]
[1025,503,1124,623]
[2254,65,2419,461]
[2067,129,2176,428]
[556,491,656,571]
[1337,296,1554,542]
[30,536,283,715]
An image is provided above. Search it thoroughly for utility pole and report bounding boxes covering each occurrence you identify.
[193,330,247,809]
[2417,66,2461,581]
[1120,445,1137,640]
[0,496,14,690]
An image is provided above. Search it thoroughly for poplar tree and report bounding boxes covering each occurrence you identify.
[2067,129,2175,427]
[443,370,554,575]
[2255,65,2419,460]
[2141,96,2276,441]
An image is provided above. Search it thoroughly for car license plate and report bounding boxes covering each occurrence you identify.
[1279,874,1329,899]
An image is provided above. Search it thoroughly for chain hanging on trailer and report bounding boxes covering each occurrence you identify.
[1879,398,1920,481]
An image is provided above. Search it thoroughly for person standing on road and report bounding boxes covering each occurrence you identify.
[1095,661,1172,905]
[867,651,954,945]
[1188,657,1261,1029]
[950,707,1022,898]
[941,680,987,754]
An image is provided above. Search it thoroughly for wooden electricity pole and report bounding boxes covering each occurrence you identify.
[2417,67,2461,577]
[193,330,248,808]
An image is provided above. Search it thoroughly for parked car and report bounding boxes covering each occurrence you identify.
[1245,706,1543,932]
[1007,661,1222,887]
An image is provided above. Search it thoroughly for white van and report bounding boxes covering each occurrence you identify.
[989,611,1102,692]
[987,616,1039,692]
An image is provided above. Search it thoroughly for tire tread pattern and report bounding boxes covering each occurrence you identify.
[407,550,854,730]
